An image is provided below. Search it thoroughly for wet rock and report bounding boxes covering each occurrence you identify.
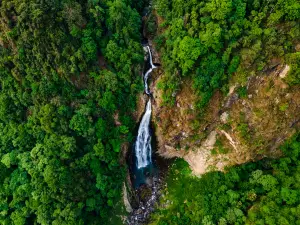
[127,176,164,225]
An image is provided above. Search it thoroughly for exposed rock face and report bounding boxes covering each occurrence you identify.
[220,112,229,123]
[184,131,217,174]
[139,10,300,176]
[127,177,163,225]
[279,65,290,78]
[134,93,148,123]
[137,8,300,180]
[148,49,300,175]
[123,183,133,213]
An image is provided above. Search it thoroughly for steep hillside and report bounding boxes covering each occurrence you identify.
[143,0,300,224]
[144,0,300,175]
[152,60,300,174]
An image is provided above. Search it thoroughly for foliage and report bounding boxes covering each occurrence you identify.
[153,0,300,107]
[0,0,144,224]
[285,52,300,85]
[236,86,247,99]
[211,139,230,155]
[150,133,300,225]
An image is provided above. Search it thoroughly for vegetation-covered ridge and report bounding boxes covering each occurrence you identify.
[150,133,300,225]
[0,0,299,224]
[152,0,300,108]
[146,0,300,224]
[0,0,148,224]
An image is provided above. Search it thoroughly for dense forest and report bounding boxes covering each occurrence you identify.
[0,0,300,224]
[0,0,147,224]
[153,0,299,108]
[150,133,300,225]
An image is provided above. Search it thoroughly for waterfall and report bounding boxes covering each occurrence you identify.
[144,46,157,95]
[128,42,163,225]
[135,46,156,169]
[135,100,152,169]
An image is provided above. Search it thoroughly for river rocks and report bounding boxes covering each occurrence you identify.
[127,177,163,225]
[138,184,152,201]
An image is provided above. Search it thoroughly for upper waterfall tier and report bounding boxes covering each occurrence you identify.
[144,46,157,95]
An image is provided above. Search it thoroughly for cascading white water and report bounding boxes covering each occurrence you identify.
[135,46,156,169]
[144,46,156,95]
[135,100,152,169]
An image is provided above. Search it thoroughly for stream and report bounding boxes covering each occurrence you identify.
[127,45,162,225]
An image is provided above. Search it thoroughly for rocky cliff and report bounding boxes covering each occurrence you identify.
[151,62,300,175]
[144,12,300,175]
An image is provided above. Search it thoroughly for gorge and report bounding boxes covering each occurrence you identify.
[127,45,163,224]
[0,0,299,225]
